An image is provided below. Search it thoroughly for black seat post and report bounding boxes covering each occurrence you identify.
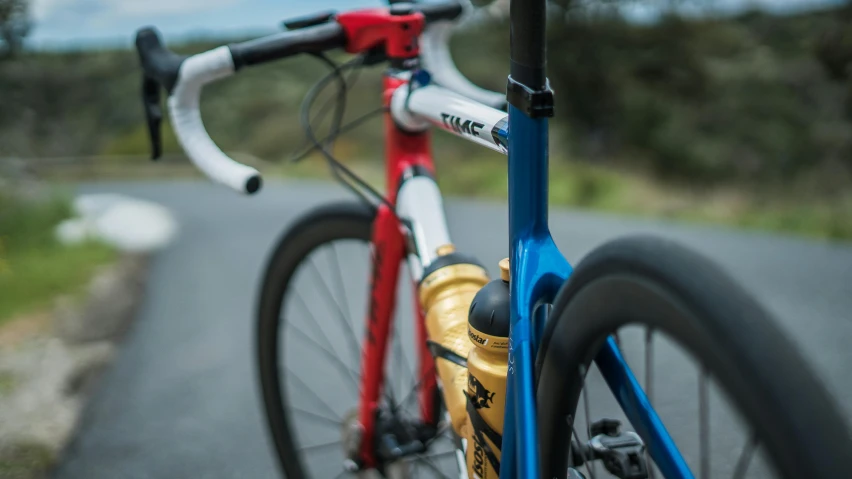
[509,0,547,92]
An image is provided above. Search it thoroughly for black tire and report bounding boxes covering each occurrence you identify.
[257,201,454,479]
[536,235,852,479]
[257,201,376,478]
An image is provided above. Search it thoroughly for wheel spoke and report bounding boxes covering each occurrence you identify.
[414,454,453,479]
[290,404,343,429]
[400,363,437,408]
[567,416,575,466]
[419,449,456,460]
[732,433,758,479]
[327,242,366,367]
[328,242,354,333]
[572,425,597,479]
[387,322,405,411]
[580,365,597,478]
[307,256,362,363]
[289,321,360,394]
[286,365,343,421]
[424,422,451,447]
[291,288,339,357]
[700,369,710,479]
[385,321,396,409]
[393,317,416,409]
[425,434,453,448]
[581,366,591,440]
[645,328,654,404]
[298,439,342,454]
[646,327,657,479]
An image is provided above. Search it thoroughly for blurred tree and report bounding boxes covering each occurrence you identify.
[0,0,31,59]
[815,4,852,81]
[540,0,852,183]
[1,0,850,188]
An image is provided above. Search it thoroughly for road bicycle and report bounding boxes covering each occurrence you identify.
[135,0,852,477]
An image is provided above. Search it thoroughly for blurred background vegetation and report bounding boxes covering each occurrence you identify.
[0,188,115,326]
[2,0,852,239]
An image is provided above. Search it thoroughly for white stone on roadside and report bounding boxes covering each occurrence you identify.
[0,337,114,453]
[55,194,177,253]
[55,218,95,245]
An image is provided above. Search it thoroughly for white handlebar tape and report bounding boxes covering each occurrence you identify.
[168,46,262,194]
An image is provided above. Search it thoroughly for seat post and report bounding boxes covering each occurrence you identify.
[509,0,547,90]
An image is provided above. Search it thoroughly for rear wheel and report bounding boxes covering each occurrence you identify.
[257,202,460,478]
[536,235,852,479]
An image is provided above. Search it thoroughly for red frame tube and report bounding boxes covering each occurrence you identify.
[357,202,405,467]
[355,47,438,466]
[382,75,439,430]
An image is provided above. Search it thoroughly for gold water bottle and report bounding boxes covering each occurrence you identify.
[418,245,490,435]
[465,258,511,479]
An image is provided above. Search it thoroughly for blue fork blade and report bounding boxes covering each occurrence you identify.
[596,337,695,479]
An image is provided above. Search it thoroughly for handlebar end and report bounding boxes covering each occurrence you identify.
[245,175,262,195]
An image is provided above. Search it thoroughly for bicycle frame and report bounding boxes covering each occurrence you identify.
[354,3,690,478]
[382,70,577,478]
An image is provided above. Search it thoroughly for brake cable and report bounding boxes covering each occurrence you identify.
[299,52,397,213]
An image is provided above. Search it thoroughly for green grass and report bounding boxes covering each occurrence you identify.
[275,154,852,241]
[724,200,852,240]
[445,157,852,241]
[34,151,852,241]
[0,192,117,326]
[0,442,55,479]
[0,371,16,397]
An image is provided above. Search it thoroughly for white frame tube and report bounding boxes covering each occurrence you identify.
[391,84,509,155]
[396,174,454,281]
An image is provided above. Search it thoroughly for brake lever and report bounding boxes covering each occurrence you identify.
[141,76,163,160]
[281,10,335,31]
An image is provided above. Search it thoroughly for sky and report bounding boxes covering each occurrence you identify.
[27,0,849,49]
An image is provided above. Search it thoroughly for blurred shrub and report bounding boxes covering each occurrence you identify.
[540,5,852,185]
[0,191,115,322]
[0,190,70,251]
[2,4,852,191]
[815,3,852,80]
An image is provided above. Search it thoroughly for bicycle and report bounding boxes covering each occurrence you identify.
[134,0,852,477]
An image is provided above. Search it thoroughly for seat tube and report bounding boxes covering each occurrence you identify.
[502,0,554,478]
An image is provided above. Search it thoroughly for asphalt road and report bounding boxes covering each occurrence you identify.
[55,180,852,479]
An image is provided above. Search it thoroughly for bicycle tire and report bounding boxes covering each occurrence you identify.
[536,235,852,479]
[257,201,377,478]
[256,201,454,479]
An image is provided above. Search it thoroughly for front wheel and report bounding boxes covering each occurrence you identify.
[536,236,852,479]
[256,201,459,478]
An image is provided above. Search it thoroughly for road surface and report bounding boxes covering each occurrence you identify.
[54,180,852,478]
